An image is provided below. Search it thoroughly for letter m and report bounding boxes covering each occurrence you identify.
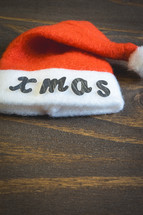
[39,77,68,94]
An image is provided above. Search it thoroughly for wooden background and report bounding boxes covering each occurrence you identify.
[0,0,143,214]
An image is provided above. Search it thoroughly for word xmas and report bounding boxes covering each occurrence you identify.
[9,76,111,97]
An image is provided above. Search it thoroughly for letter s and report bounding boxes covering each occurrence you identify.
[96,80,110,97]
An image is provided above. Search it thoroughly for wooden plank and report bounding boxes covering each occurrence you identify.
[1,177,143,194]
[0,115,142,144]
[0,0,143,214]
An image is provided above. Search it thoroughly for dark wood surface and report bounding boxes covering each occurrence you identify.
[0,0,143,214]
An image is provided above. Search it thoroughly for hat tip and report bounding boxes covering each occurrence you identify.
[128,46,143,78]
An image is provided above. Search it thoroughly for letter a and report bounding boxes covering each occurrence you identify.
[71,78,92,95]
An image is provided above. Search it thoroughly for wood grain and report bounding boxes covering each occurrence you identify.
[1,177,143,194]
[0,115,142,144]
[110,0,143,7]
[0,0,143,215]
[0,15,56,25]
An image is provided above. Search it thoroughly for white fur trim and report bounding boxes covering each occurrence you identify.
[0,68,124,117]
[128,46,143,78]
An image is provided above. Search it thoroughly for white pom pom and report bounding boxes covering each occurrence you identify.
[128,46,143,78]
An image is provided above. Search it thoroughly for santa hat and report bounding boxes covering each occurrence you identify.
[0,20,142,117]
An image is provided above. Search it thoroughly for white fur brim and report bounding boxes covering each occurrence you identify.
[0,68,124,117]
[128,46,143,78]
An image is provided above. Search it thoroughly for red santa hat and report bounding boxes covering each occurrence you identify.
[0,20,142,117]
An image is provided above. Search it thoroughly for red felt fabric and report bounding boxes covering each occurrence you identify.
[0,20,137,72]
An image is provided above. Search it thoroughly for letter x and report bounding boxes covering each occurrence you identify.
[9,76,37,93]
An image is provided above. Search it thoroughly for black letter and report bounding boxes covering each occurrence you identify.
[71,78,92,96]
[9,76,37,93]
[39,77,68,94]
[96,80,110,97]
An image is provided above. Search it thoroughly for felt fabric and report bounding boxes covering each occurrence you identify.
[0,69,124,117]
[0,20,137,71]
[128,46,143,78]
[0,20,142,117]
